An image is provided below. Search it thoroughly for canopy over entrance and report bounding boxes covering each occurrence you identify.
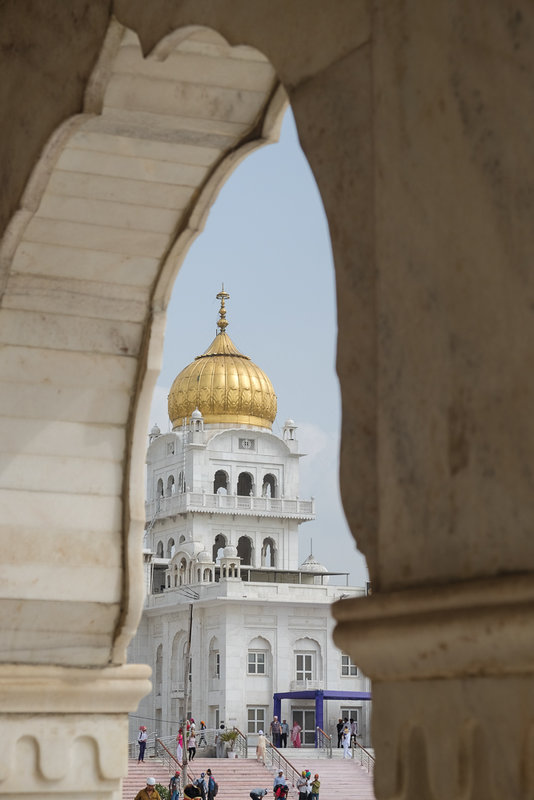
[273,690,372,746]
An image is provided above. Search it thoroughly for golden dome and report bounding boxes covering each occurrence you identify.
[168,290,277,430]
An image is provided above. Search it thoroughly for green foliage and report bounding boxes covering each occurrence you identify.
[156,783,170,800]
[219,729,239,750]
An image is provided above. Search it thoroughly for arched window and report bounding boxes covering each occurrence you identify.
[214,470,228,494]
[262,473,276,498]
[237,472,253,496]
[156,541,164,558]
[167,474,175,496]
[171,632,183,683]
[262,537,276,567]
[248,635,272,677]
[209,636,220,679]
[178,471,184,493]
[203,567,212,582]
[157,478,164,497]
[213,533,227,562]
[237,536,252,565]
[166,538,175,559]
[179,535,186,544]
[293,637,323,683]
[155,644,163,694]
[179,557,187,585]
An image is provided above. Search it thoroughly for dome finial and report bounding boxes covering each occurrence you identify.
[216,285,230,333]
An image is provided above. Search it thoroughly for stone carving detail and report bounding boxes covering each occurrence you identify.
[370,678,534,800]
[0,715,127,793]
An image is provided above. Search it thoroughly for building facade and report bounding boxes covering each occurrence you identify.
[128,292,371,745]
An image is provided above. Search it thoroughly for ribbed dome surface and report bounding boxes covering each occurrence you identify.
[168,330,277,430]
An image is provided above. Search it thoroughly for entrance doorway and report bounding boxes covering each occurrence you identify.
[292,709,315,745]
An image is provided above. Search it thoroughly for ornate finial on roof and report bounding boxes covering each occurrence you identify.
[216,285,230,333]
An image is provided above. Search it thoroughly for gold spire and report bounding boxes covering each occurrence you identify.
[216,285,230,333]
[167,288,277,430]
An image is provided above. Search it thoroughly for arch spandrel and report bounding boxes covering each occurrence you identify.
[0,19,287,668]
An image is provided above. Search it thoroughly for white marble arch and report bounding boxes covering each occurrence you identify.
[1,3,533,799]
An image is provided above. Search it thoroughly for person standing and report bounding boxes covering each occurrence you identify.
[188,730,197,761]
[280,720,289,748]
[134,777,161,800]
[215,723,226,758]
[273,771,287,793]
[310,774,320,800]
[290,720,302,748]
[342,726,351,759]
[350,718,358,747]
[296,772,307,800]
[198,721,207,747]
[336,718,344,748]
[176,728,184,762]
[256,730,266,764]
[194,773,207,800]
[138,726,148,763]
[169,771,181,800]
[270,716,281,747]
[206,769,218,800]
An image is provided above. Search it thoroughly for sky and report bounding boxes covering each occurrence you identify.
[148,108,369,586]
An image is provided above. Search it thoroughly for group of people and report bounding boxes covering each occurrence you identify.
[336,717,358,759]
[176,718,208,762]
[134,770,218,800]
[297,770,320,800]
[250,769,319,800]
[268,716,303,748]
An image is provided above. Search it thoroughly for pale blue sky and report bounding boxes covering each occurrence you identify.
[149,109,369,586]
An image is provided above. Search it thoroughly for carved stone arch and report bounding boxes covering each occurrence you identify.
[262,473,277,498]
[213,533,227,562]
[167,474,175,495]
[261,536,276,567]
[156,540,164,558]
[214,469,229,494]
[237,535,253,565]
[237,471,254,496]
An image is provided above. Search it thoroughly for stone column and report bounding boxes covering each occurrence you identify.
[328,3,534,799]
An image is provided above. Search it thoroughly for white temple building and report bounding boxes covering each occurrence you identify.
[128,290,371,746]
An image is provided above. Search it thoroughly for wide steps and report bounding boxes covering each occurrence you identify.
[123,759,175,800]
[123,754,376,800]
[185,757,276,800]
[284,758,375,800]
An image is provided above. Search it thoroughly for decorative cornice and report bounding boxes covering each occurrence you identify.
[0,663,151,713]
[333,573,534,681]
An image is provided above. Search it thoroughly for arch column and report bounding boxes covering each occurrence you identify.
[321,3,534,798]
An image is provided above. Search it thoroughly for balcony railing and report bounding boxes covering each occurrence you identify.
[146,492,315,521]
[289,679,323,692]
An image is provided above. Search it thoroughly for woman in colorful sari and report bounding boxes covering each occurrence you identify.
[290,720,302,748]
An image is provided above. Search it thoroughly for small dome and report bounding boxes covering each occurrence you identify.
[177,540,204,558]
[191,408,203,420]
[284,419,295,427]
[300,553,327,573]
[223,545,238,558]
[197,550,212,563]
[150,423,161,436]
